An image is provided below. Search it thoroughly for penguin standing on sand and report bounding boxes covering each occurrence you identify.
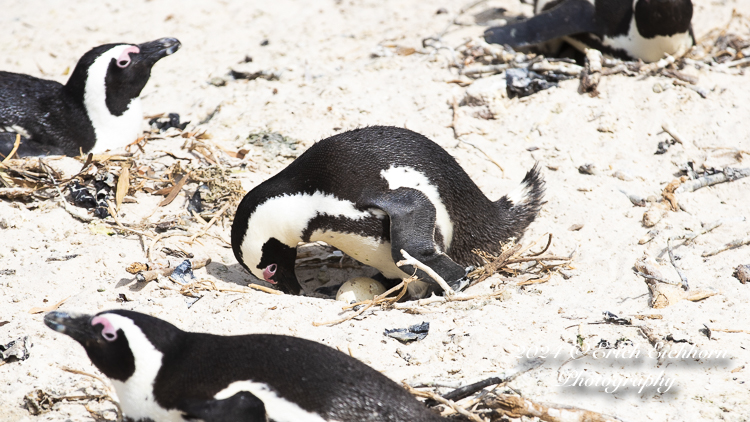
[45,309,448,422]
[0,37,180,157]
[231,126,544,298]
[484,0,694,62]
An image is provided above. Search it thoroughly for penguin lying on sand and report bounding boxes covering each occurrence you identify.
[45,309,448,422]
[0,37,180,157]
[484,0,693,62]
[232,126,544,298]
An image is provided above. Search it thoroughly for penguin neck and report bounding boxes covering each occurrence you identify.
[67,45,144,154]
[238,191,372,278]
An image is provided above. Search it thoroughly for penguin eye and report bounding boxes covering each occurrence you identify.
[262,264,277,283]
[115,46,139,69]
[91,316,118,342]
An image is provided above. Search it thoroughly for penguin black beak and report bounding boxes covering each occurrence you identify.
[135,37,181,65]
[44,311,98,345]
[272,265,302,295]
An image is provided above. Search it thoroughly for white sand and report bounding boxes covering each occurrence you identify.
[1,0,749,420]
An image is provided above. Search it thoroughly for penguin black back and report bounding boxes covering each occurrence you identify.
[0,38,180,157]
[45,309,447,422]
[232,126,543,297]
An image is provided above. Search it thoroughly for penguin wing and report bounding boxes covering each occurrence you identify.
[179,391,267,422]
[484,0,601,47]
[366,188,466,286]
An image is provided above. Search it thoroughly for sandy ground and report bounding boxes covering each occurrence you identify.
[1,0,750,421]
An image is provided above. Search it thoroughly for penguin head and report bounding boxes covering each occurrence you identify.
[65,38,181,116]
[255,238,301,295]
[44,309,181,382]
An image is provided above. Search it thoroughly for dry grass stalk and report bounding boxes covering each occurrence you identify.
[314,277,416,326]
[391,289,508,309]
[59,366,123,422]
[469,233,573,286]
[483,394,624,422]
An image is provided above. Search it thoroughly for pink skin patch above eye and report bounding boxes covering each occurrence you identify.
[91,316,118,342]
[116,46,140,68]
[263,264,277,284]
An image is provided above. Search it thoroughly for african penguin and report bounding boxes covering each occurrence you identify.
[44,309,448,422]
[484,0,694,62]
[0,37,180,157]
[231,126,544,298]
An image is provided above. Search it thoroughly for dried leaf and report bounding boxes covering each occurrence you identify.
[115,165,130,210]
[158,173,189,207]
[28,296,69,314]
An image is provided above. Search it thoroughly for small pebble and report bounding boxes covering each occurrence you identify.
[568,223,584,231]
[578,164,596,175]
[733,265,750,284]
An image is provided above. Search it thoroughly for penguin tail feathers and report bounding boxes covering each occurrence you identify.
[499,162,545,226]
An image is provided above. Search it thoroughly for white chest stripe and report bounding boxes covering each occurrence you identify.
[310,230,409,279]
[380,165,453,249]
[102,314,185,422]
[241,192,370,279]
[215,381,331,422]
[84,45,143,153]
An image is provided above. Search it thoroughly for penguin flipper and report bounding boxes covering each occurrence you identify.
[368,188,466,289]
[180,391,267,422]
[484,0,600,47]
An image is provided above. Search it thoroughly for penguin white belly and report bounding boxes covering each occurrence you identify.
[600,19,692,62]
[309,229,409,280]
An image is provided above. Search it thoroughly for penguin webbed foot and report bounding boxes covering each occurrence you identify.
[314,283,343,297]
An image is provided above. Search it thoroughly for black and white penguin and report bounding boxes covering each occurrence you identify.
[44,309,447,422]
[231,126,544,298]
[0,37,180,157]
[484,0,694,62]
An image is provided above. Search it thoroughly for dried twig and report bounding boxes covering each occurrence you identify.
[702,236,750,257]
[188,201,232,243]
[436,360,544,404]
[133,257,212,282]
[403,383,483,422]
[667,238,689,290]
[245,283,284,295]
[1,134,21,162]
[313,277,415,326]
[675,167,750,194]
[392,289,508,309]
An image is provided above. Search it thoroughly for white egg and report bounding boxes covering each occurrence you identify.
[336,277,386,303]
